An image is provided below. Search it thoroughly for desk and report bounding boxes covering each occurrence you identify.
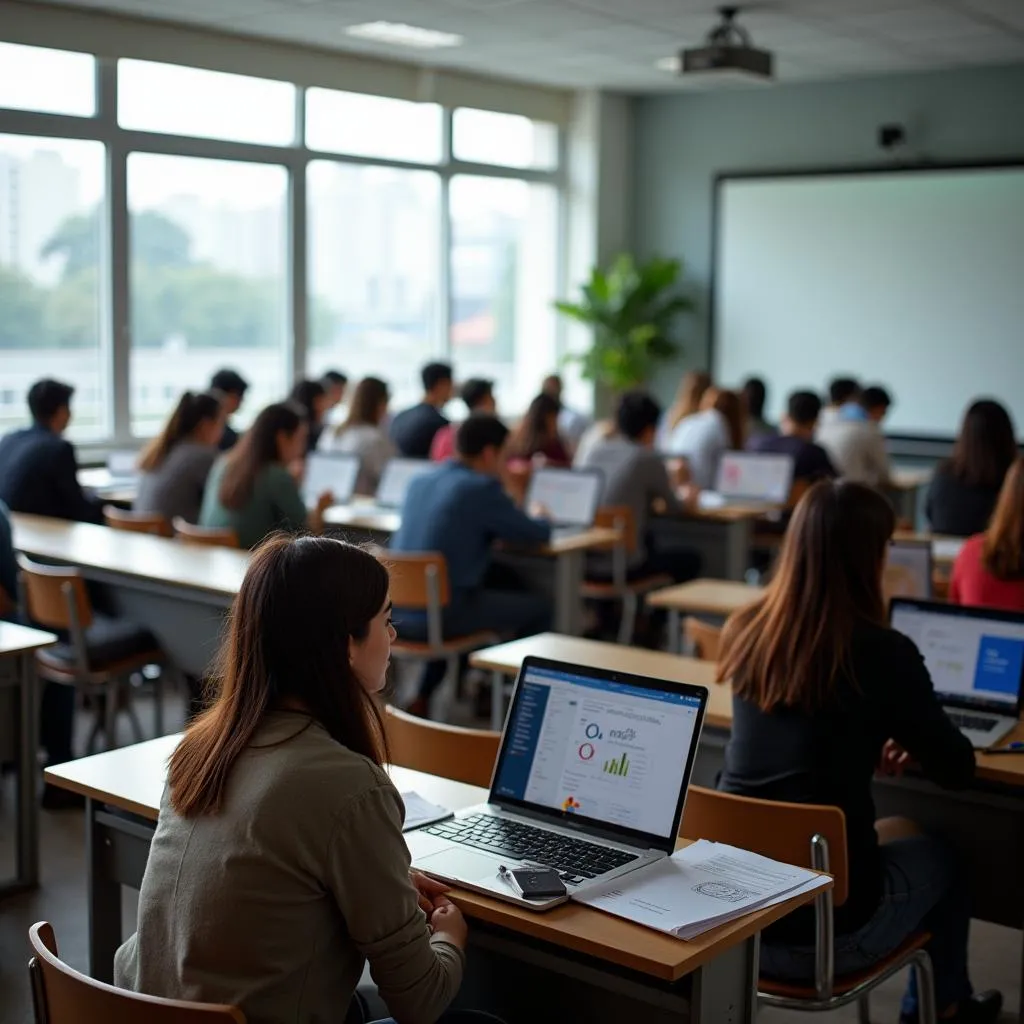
[647,579,764,653]
[44,735,822,1024]
[893,530,965,568]
[650,506,764,582]
[888,465,932,525]
[0,622,57,895]
[78,467,137,507]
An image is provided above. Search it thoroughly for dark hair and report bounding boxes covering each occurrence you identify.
[719,480,896,712]
[983,457,1024,580]
[289,379,327,426]
[219,402,305,510]
[506,393,560,459]
[422,362,453,392]
[666,371,712,432]
[457,413,509,458]
[28,379,74,424]
[460,378,494,412]
[138,391,223,472]
[342,377,389,430]
[210,369,248,398]
[541,374,562,399]
[742,377,767,419]
[787,390,823,427]
[321,370,348,388]
[713,389,746,449]
[947,399,1017,489]
[828,377,860,406]
[167,535,390,817]
[860,386,891,413]
[616,390,662,440]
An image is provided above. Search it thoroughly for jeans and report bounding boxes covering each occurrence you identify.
[760,835,972,1016]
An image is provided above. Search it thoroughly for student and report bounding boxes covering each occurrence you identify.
[319,377,396,495]
[926,400,1016,538]
[658,370,711,450]
[505,393,571,468]
[665,387,744,489]
[818,376,860,429]
[742,376,775,442]
[717,480,998,1024]
[817,385,892,486]
[135,391,225,525]
[0,379,102,523]
[210,369,248,452]
[200,402,332,548]
[114,535,475,1023]
[430,378,496,462]
[390,362,454,459]
[748,390,836,483]
[949,457,1024,612]
[541,373,589,454]
[321,369,348,414]
[391,415,552,717]
[289,378,330,453]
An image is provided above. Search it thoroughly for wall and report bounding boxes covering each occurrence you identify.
[632,63,1024,403]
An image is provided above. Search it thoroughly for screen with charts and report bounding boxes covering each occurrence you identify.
[526,469,602,527]
[303,453,359,507]
[885,541,932,600]
[492,664,702,840]
[715,453,794,503]
[376,459,437,507]
[890,602,1024,710]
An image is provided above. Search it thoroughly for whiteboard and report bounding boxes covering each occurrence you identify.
[713,167,1024,439]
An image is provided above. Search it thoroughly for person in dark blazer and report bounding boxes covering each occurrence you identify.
[210,369,249,452]
[0,379,102,524]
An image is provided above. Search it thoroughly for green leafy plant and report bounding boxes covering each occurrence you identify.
[555,253,692,391]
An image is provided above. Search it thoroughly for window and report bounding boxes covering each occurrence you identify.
[453,108,558,171]
[0,42,95,117]
[306,89,442,164]
[127,154,289,435]
[118,61,296,146]
[0,134,108,439]
[307,162,442,410]
[449,176,559,410]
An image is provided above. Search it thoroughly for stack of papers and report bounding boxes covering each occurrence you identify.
[401,792,453,832]
[574,840,829,940]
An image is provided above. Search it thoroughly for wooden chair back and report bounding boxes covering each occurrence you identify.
[680,785,848,905]
[384,705,500,788]
[385,552,451,610]
[594,505,637,555]
[683,617,722,661]
[28,922,246,1024]
[104,506,172,538]
[17,555,93,631]
[172,518,239,549]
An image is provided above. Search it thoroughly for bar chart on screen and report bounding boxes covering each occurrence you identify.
[603,753,630,777]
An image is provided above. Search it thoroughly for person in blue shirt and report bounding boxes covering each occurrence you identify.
[391,414,552,717]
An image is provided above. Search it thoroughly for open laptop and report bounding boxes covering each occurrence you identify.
[106,451,139,480]
[697,452,795,511]
[363,459,437,513]
[890,599,1024,748]
[406,656,708,910]
[525,468,604,542]
[303,452,359,508]
[885,539,933,600]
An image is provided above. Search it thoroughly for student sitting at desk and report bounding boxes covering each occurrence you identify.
[430,378,496,462]
[950,456,1024,613]
[505,393,571,469]
[748,390,836,484]
[200,402,333,548]
[718,480,999,1024]
[115,535,480,1024]
[321,368,348,417]
[391,414,552,718]
[135,391,225,525]
[742,376,775,443]
[209,368,248,452]
[818,376,860,430]
[665,387,745,489]
[289,378,330,453]
[0,378,103,524]
[656,370,711,451]
[390,362,454,459]
[319,377,396,495]
[817,385,892,487]
[926,399,1016,538]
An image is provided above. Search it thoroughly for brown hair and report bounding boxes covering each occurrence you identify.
[665,371,712,432]
[342,377,389,431]
[718,480,895,713]
[946,399,1017,490]
[983,456,1024,580]
[218,402,304,510]
[138,391,223,472]
[506,393,561,460]
[168,535,390,817]
[712,389,745,450]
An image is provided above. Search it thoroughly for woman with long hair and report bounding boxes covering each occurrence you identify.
[289,378,330,452]
[114,536,474,1023]
[200,402,333,547]
[135,390,225,524]
[661,370,712,441]
[505,393,570,468]
[665,387,745,488]
[319,376,396,494]
[718,481,996,1024]
[927,399,1017,537]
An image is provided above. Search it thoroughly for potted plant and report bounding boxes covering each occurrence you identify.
[555,253,692,392]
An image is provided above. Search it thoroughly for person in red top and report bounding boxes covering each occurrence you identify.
[504,393,571,470]
[950,456,1024,612]
[429,378,495,462]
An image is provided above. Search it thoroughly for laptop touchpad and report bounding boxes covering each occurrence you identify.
[417,849,500,885]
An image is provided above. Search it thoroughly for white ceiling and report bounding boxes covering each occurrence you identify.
[23,0,1024,90]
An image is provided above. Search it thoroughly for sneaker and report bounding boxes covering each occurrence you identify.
[900,990,1003,1024]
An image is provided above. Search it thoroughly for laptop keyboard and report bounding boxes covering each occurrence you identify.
[422,813,638,884]
[948,710,999,732]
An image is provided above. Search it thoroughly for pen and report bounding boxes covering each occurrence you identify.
[985,741,1024,755]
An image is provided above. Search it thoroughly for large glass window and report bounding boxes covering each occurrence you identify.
[0,42,96,117]
[453,108,558,171]
[127,154,289,435]
[0,134,108,439]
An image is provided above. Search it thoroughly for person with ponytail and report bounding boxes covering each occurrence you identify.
[135,390,225,524]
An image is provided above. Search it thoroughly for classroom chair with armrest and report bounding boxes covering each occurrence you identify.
[103,505,173,538]
[384,705,500,788]
[680,786,937,1024]
[173,518,239,548]
[17,555,168,749]
[682,617,722,661]
[29,922,245,1024]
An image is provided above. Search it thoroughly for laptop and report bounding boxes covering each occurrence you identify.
[106,451,139,480]
[885,539,933,600]
[525,468,604,542]
[890,599,1024,749]
[364,458,437,513]
[406,656,708,910]
[697,452,795,511]
[303,452,360,509]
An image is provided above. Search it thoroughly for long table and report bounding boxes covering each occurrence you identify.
[647,579,763,653]
[44,735,823,1024]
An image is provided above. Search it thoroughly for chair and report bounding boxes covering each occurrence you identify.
[104,505,172,538]
[28,921,245,1024]
[384,705,500,788]
[18,555,168,749]
[680,786,937,1024]
[173,518,239,548]
[579,506,672,645]
[682,617,722,661]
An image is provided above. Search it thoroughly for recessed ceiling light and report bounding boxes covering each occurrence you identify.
[655,56,682,72]
[345,21,464,49]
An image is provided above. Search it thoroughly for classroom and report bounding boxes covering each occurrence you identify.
[1,1,1023,1022]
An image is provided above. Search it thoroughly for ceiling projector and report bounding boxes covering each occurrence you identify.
[680,6,774,82]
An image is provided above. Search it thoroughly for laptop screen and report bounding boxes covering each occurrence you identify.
[715,452,794,503]
[890,599,1024,714]
[106,451,138,479]
[303,453,360,508]
[376,459,437,508]
[491,658,707,851]
[885,540,933,600]
[525,468,603,528]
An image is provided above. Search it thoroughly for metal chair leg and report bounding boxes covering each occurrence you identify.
[617,592,639,645]
[103,682,118,751]
[912,951,938,1024]
[857,994,871,1023]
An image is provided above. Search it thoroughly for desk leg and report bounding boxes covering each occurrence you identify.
[490,670,506,732]
[690,932,760,1024]
[553,550,584,636]
[16,652,40,889]
[668,609,682,654]
[724,520,752,582]
[87,798,124,984]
